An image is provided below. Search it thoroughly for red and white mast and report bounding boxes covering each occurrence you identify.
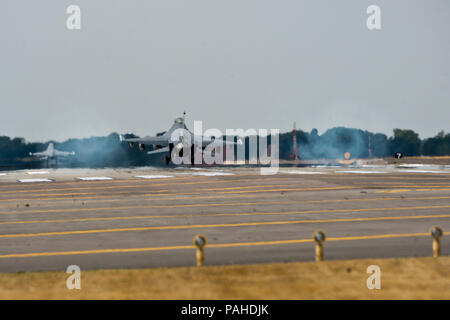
[291,122,299,160]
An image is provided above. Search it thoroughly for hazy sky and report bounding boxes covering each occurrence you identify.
[1,0,449,142]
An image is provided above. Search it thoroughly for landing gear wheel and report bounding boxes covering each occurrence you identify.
[190,145,195,166]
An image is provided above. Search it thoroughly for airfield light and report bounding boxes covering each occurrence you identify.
[394,152,403,159]
[193,234,207,267]
[430,227,444,258]
[313,231,326,262]
[344,152,351,160]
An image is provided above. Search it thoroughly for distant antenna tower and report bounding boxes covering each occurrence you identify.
[291,122,299,160]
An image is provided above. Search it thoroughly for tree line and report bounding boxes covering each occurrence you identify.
[0,128,449,169]
[278,127,446,160]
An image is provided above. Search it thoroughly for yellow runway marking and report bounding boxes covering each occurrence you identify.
[0,192,155,201]
[2,171,448,190]
[1,184,450,210]
[0,181,348,196]
[0,186,362,207]
[0,195,121,203]
[0,174,256,189]
[1,185,450,204]
[0,232,432,259]
[416,188,450,191]
[1,189,337,204]
[2,176,450,195]
[1,213,450,239]
[0,193,267,204]
[376,189,412,194]
[0,183,192,194]
[1,172,449,192]
[374,181,450,184]
[0,177,196,188]
[91,186,356,197]
[202,185,450,196]
[0,185,347,200]
[201,184,299,191]
[326,176,450,179]
[0,202,276,215]
[1,204,450,226]
[0,190,170,198]
[375,188,450,193]
[0,176,288,194]
[146,186,356,197]
[2,195,450,219]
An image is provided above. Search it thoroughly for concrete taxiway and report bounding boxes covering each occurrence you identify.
[0,165,449,272]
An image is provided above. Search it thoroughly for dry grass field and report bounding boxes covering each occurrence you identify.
[0,256,449,300]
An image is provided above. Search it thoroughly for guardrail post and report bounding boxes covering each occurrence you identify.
[313,230,326,262]
[430,227,443,258]
[193,234,207,267]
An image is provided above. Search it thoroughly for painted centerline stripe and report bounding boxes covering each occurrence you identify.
[1,213,449,239]
[0,186,361,200]
[27,171,50,175]
[3,200,450,218]
[377,189,411,194]
[0,197,450,225]
[77,177,113,181]
[1,179,450,195]
[1,189,450,209]
[18,179,53,183]
[192,172,234,176]
[0,178,295,194]
[0,232,431,259]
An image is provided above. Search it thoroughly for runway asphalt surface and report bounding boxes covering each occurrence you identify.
[0,165,449,272]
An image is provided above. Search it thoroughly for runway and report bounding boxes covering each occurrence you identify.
[0,165,449,272]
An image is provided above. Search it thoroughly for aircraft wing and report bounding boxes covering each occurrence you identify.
[29,151,47,157]
[119,134,169,146]
[55,150,75,156]
[147,146,170,155]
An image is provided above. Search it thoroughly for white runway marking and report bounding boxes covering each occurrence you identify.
[135,175,174,179]
[19,178,53,183]
[280,170,326,175]
[312,165,340,168]
[192,172,234,176]
[27,171,49,175]
[77,177,113,181]
[395,170,448,174]
[339,171,386,174]
[0,173,6,176]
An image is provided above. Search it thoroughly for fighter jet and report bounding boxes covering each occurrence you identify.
[119,113,242,165]
[29,143,75,164]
